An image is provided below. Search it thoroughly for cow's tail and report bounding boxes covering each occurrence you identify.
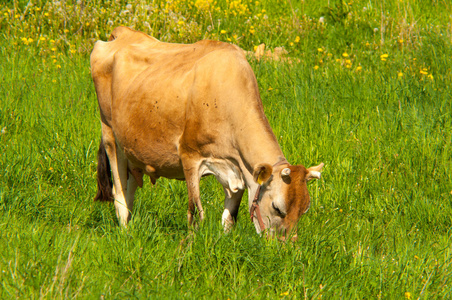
[94,137,114,202]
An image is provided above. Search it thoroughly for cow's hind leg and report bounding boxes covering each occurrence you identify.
[221,187,244,231]
[101,123,136,226]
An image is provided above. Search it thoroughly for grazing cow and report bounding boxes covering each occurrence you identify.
[90,27,323,238]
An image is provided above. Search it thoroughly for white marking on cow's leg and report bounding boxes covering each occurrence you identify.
[222,187,244,232]
[101,123,131,226]
[112,147,130,226]
[125,169,138,218]
[222,209,232,229]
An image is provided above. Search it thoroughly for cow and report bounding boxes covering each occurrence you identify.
[90,27,323,238]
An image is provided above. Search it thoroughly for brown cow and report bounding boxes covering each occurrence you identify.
[90,27,323,238]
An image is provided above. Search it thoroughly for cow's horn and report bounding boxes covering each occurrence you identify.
[281,168,291,177]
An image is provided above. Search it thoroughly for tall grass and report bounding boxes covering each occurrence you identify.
[1,0,451,298]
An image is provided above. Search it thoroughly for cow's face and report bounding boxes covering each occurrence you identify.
[252,162,324,239]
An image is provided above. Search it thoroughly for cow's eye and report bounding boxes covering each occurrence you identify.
[272,202,285,217]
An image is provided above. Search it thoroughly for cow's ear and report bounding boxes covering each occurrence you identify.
[253,163,273,185]
[306,163,324,181]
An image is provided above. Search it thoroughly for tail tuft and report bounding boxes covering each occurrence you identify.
[94,138,114,202]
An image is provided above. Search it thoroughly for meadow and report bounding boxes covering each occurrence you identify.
[1,0,451,298]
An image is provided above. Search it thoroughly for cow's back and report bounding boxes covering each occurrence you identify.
[90,27,257,179]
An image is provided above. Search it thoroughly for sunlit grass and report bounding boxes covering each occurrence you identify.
[1,0,451,298]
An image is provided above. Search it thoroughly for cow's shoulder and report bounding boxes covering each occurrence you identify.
[90,27,158,75]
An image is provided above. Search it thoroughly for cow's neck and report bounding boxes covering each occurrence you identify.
[236,107,285,167]
[233,112,286,204]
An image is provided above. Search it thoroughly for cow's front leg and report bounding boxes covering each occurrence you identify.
[183,164,204,227]
[222,187,244,231]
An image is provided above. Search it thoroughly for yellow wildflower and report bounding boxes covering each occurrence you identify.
[420,70,428,75]
[280,291,289,296]
[398,72,403,77]
[380,54,388,61]
[345,59,351,64]
[268,86,273,91]
[405,292,412,299]
[56,65,62,69]
[314,65,319,70]
[220,30,226,34]
[342,52,349,57]
[356,66,362,71]
[317,48,323,52]
[294,36,300,43]
[428,74,434,80]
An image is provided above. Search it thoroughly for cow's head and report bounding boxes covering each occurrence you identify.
[251,162,324,239]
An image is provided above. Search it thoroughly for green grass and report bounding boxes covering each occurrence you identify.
[1,0,452,298]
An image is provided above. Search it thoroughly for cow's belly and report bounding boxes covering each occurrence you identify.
[112,107,186,180]
[122,139,185,180]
